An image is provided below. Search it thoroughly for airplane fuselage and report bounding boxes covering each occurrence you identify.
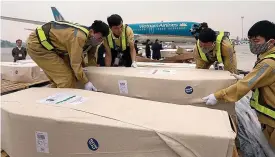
[128,21,198,43]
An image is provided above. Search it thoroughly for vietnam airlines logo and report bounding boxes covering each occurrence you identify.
[179,23,187,27]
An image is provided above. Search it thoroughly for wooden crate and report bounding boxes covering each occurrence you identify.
[1,72,50,95]
[1,79,26,94]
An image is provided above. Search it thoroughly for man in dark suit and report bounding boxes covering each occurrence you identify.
[12,39,27,62]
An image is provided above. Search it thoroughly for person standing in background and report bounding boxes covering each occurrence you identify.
[134,40,139,54]
[12,39,27,62]
[160,41,163,50]
[152,39,161,60]
[145,39,151,58]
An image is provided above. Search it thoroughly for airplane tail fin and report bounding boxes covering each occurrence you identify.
[51,7,65,21]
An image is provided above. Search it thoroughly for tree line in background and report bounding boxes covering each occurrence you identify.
[1,40,26,48]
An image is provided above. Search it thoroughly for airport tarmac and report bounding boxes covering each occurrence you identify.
[1,44,255,71]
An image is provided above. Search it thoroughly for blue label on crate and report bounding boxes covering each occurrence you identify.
[87,138,99,151]
[185,86,193,94]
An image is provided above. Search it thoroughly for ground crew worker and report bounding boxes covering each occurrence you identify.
[12,39,27,62]
[203,20,275,148]
[26,20,109,90]
[193,28,238,74]
[190,22,208,40]
[103,14,137,67]
[162,28,237,73]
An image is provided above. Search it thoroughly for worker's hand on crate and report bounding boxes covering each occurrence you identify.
[202,94,217,105]
[84,82,97,92]
[131,61,138,68]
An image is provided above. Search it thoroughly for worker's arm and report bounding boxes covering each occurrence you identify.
[87,45,98,66]
[65,30,89,84]
[126,27,136,62]
[103,38,112,66]
[214,60,274,102]
[193,46,212,69]
[221,39,238,74]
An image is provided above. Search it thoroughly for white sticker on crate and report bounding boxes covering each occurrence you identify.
[35,131,49,153]
[38,93,87,105]
[118,80,128,94]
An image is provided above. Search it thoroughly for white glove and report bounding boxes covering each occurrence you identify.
[231,73,243,80]
[202,94,217,105]
[84,82,97,91]
[131,61,138,68]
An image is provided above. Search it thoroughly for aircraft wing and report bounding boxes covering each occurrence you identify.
[1,16,46,25]
[24,28,35,31]
[1,7,64,31]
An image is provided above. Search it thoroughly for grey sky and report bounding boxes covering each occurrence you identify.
[1,1,275,42]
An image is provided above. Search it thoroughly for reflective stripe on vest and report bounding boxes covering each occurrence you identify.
[36,21,89,51]
[197,31,224,63]
[250,53,275,119]
[37,26,54,51]
[107,24,127,51]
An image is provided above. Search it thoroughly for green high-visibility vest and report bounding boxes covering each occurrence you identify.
[107,24,127,51]
[250,53,275,119]
[36,21,89,51]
